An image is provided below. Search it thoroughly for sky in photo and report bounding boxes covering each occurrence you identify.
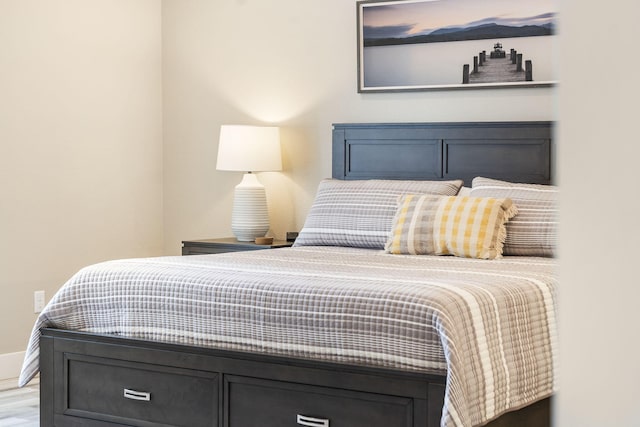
[363,0,555,39]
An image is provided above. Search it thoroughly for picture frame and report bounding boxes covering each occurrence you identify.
[357,0,558,92]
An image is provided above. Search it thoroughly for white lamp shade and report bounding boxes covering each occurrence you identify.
[216,125,282,172]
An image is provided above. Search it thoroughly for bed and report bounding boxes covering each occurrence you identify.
[20,121,556,427]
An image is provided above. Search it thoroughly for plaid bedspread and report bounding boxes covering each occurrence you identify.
[19,246,557,427]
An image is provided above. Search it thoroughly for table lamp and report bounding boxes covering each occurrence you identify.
[216,125,282,241]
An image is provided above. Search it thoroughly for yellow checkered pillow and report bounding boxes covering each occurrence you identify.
[385,195,517,259]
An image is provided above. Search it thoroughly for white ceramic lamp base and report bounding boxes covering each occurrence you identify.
[231,173,270,242]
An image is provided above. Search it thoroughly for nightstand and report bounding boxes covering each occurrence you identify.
[181,237,293,255]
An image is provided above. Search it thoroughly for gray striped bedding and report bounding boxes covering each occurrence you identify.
[19,246,557,427]
[294,179,463,249]
[471,177,558,257]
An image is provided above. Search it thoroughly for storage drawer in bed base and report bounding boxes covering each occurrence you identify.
[39,329,549,427]
[39,329,444,427]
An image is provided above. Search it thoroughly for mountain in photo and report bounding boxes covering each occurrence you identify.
[364,22,555,47]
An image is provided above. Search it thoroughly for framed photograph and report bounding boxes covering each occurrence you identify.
[357,0,557,92]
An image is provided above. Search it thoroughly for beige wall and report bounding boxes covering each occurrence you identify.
[0,0,163,355]
[3,1,640,425]
[161,0,556,254]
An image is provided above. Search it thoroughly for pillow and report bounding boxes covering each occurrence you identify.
[470,177,558,257]
[457,186,472,197]
[385,195,517,259]
[293,179,463,249]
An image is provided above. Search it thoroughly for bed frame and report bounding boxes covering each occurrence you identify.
[39,121,554,427]
[332,121,552,184]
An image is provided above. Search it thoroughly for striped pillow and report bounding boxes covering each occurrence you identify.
[385,195,517,259]
[294,179,463,249]
[470,177,558,257]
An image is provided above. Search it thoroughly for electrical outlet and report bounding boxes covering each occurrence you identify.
[34,290,45,313]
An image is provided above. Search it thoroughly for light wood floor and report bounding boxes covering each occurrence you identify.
[0,379,39,427]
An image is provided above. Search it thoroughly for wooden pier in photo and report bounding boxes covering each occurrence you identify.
[462,44,533,84]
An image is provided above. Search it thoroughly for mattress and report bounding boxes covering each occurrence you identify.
[19,246,557,427]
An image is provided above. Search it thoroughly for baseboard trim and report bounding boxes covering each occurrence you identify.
[0,351,26,383]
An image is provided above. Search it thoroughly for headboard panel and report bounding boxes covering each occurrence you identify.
[332,122,554,185]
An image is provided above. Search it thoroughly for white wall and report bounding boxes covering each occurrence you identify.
[0,0,163,357]
[556,1,640,426]
[161,0,555,254]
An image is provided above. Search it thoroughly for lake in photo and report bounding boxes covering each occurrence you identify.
[362,35,557,89]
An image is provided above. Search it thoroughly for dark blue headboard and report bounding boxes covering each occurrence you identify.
[332,122,553,185]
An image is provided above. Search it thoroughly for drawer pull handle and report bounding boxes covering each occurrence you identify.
[296,414,329,427]
[123,388,151,401]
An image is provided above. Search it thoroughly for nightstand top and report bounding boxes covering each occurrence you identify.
[182,237,293,254]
